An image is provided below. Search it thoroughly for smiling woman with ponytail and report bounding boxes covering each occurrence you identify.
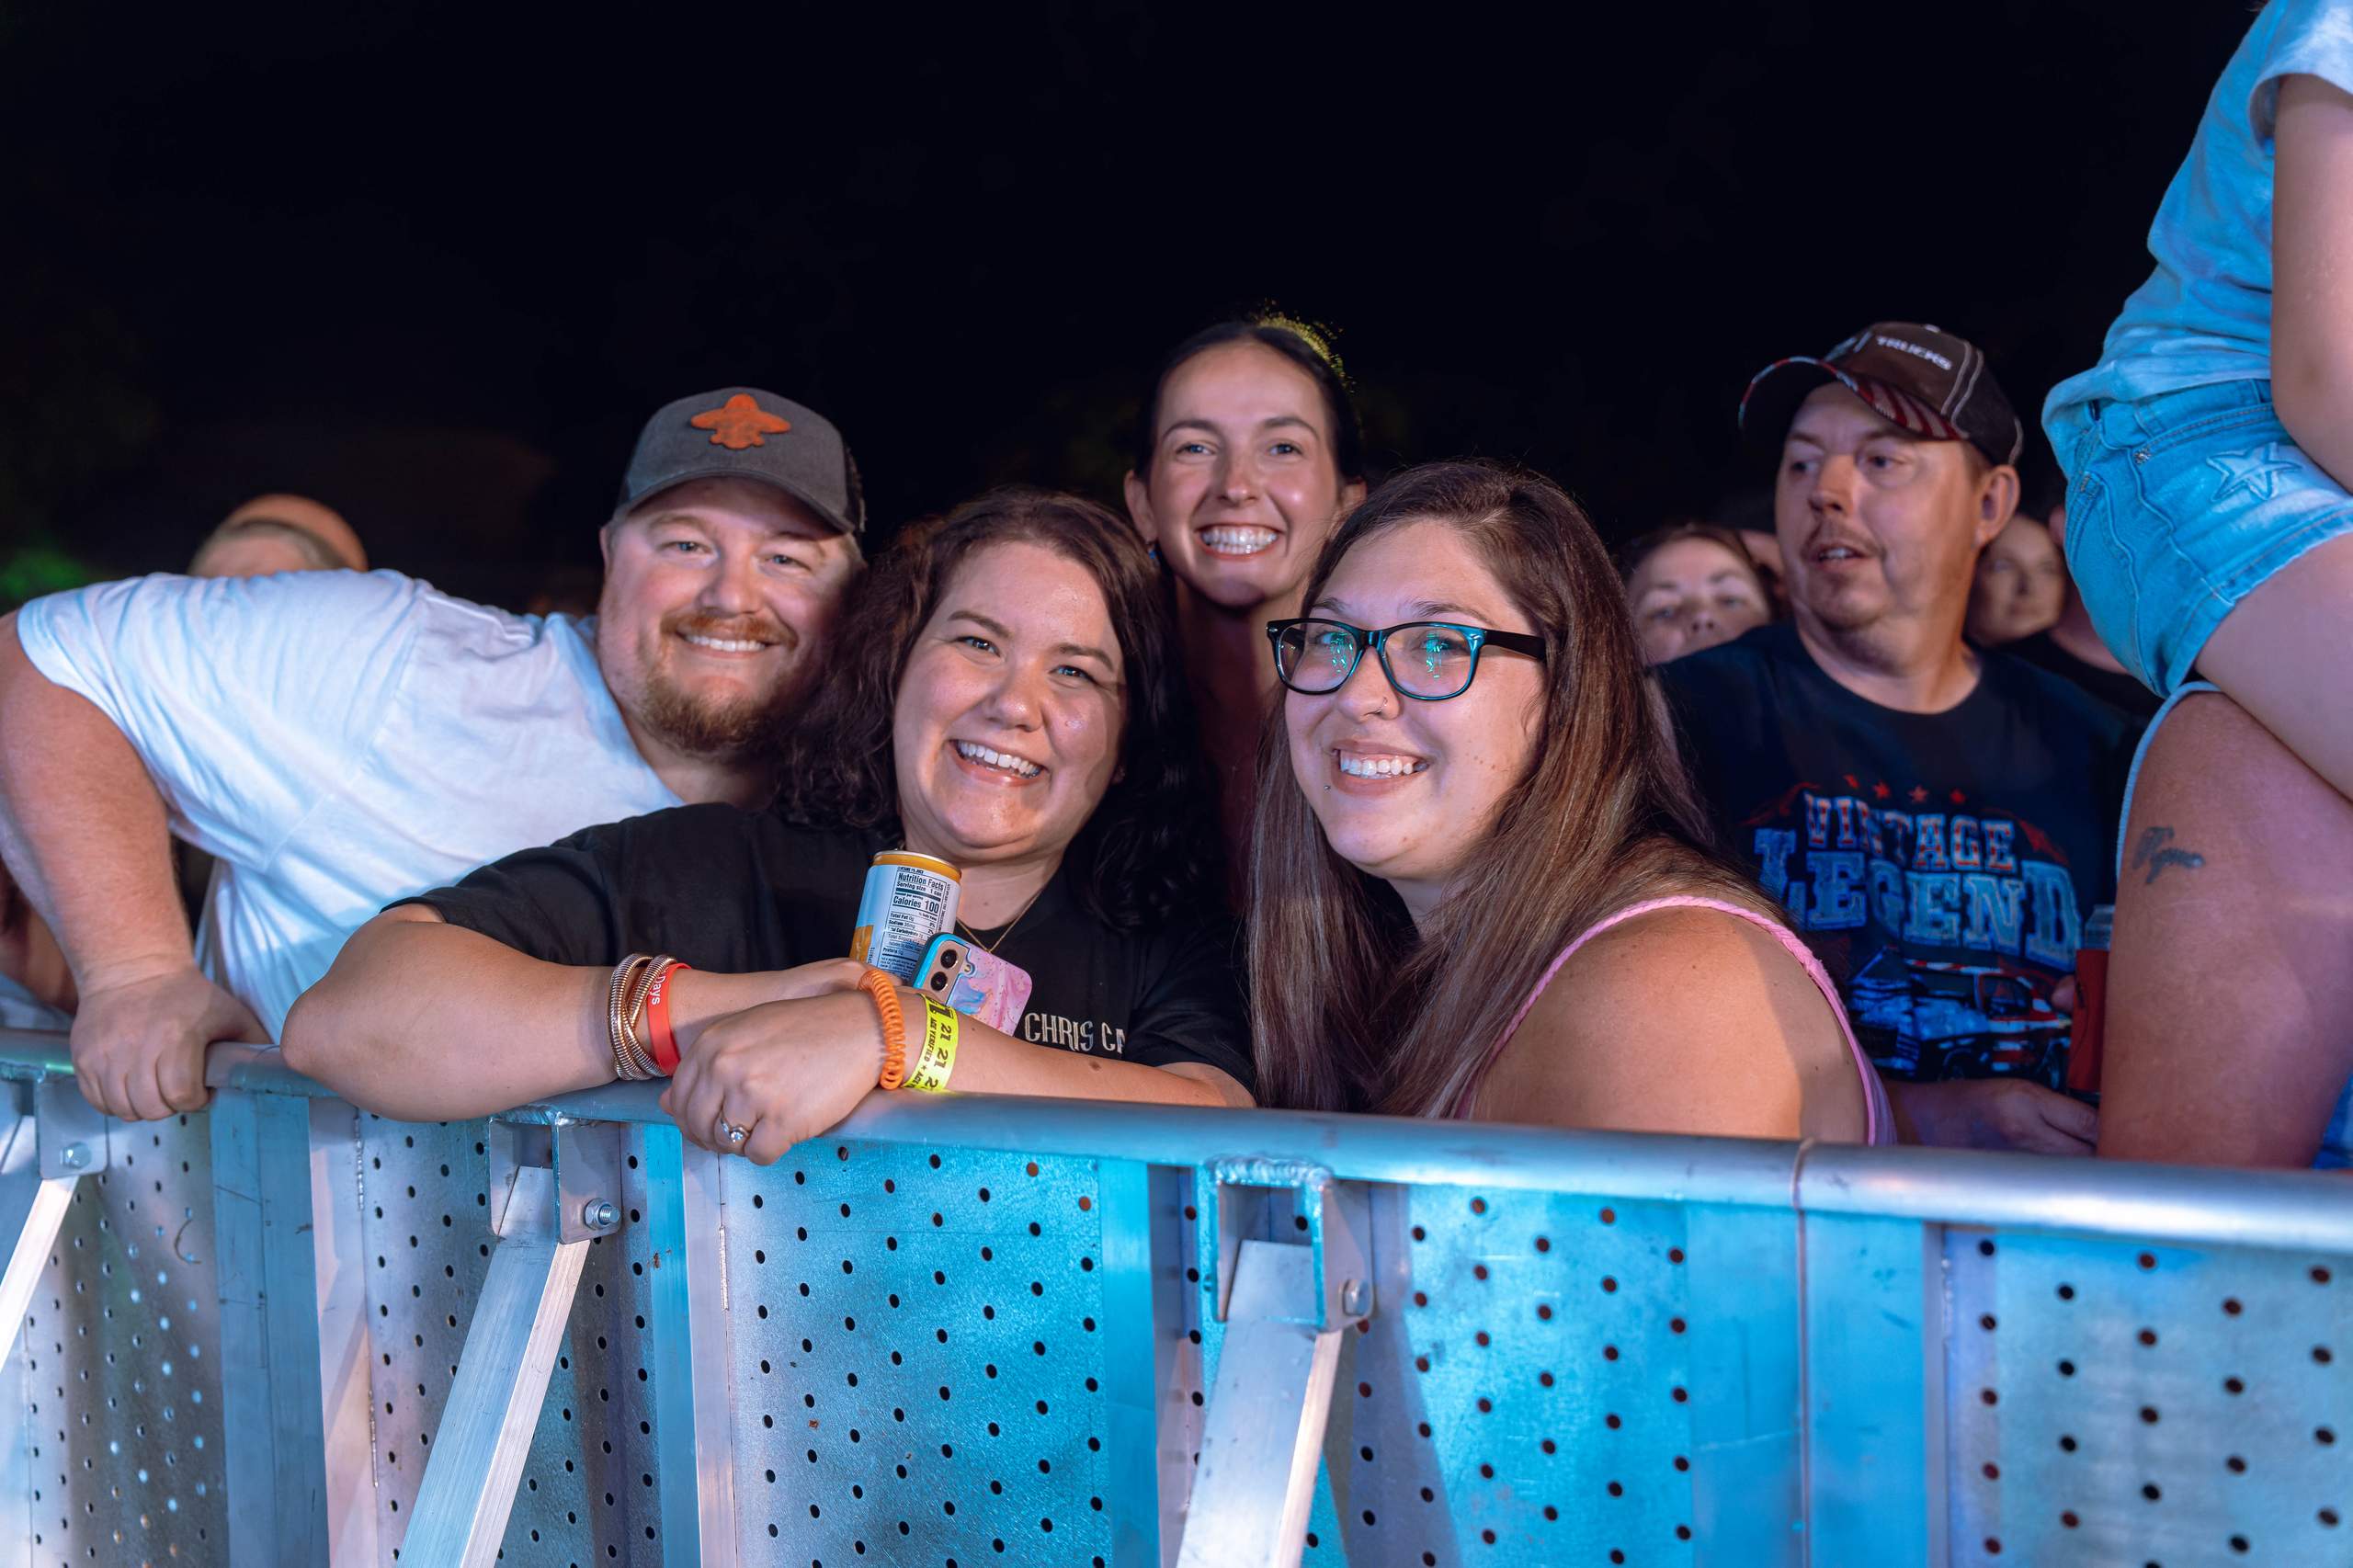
[1123,312,1369,892]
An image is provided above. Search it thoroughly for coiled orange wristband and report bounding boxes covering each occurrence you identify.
[860,967,908,1089]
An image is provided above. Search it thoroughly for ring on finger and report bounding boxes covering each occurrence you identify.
[715,1115,752,1150]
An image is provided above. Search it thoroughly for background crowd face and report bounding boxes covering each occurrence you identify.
[1626,534,1771,664]
[1126,342,1365,613]
[1286,518,1545,922]
[188,494,369,578]
[596,476,862,761]
[1774,384,2006,644]
[1967,511,2067,646]
[890,540,1127,870]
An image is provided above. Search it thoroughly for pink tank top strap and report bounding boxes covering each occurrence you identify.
[1446,895,1892,1144]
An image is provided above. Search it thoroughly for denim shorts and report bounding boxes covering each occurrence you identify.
[2046,377,2353,697]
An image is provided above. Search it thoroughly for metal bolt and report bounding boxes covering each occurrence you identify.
[583,1200,620,1232]
[59,1142,91,1172]
[1341,1278,1371,1318]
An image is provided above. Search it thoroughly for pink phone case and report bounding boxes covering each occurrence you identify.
[915,935,1034,1033]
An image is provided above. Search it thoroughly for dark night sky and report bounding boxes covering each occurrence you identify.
[0,1,2256,606]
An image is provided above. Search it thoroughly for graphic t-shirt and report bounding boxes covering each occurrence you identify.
[402,804,1255,1090]
[1655,624,2141,1087]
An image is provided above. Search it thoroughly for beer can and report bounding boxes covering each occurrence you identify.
[850,851,962,983]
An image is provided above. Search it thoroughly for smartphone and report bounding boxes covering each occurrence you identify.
[914,934,1034,1033]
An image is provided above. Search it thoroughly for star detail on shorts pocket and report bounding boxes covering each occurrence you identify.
[2206,442,2298,503]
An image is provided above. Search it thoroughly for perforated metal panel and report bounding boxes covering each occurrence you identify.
[1187,1182,1706,1568]
[352,1115,669,1565]
[723,1139,1116,1565]
[17,1114,227,1565]
[1946,1225,2353,1566]
[14,1051,2353,1568]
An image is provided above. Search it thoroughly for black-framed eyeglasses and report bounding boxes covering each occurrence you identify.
[1265,618,1548,701]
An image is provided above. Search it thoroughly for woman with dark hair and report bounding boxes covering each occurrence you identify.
[1251,460,1887,1140]
[1619,520,1776,665]
[1124,315,1368,881]
[284,490,1253,1153]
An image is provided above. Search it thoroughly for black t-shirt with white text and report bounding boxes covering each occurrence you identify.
[400,804,1254,1090]
[1654,623,2141,1087]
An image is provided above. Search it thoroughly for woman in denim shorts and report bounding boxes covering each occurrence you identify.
[2043,0,2353,1169]
[2046,0,2353,713]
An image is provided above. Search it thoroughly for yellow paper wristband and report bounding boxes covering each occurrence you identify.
[904,995,961,1093]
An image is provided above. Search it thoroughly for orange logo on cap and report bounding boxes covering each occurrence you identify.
[689,392,791,450]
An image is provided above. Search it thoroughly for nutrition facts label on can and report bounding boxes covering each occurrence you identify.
[854,855,962,982]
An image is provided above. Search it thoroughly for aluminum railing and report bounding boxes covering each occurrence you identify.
[3,1026,2347,1566]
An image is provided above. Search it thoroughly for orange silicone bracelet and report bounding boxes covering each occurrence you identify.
[860,967,908,1089]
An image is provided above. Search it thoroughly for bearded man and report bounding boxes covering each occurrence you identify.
[0,386,867,1119]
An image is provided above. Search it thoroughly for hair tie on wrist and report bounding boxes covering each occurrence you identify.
[859,967,907,1089]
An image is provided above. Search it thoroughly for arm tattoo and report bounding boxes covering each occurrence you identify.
[2130,825,2206,884]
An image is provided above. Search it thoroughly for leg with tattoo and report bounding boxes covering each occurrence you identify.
[2100,692,2353,1166]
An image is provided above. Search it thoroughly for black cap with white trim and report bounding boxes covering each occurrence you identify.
[1740,323,2024,468]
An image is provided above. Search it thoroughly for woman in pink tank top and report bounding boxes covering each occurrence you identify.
[1249,461,1889,1144]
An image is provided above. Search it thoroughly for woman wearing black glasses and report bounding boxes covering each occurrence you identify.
[1249,460,1887,1142]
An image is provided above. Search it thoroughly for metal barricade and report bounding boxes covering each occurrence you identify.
[2,1025,2347,1567]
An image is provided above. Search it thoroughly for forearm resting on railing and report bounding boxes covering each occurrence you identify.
[280,909,616,1120]
[282,909,861,1120]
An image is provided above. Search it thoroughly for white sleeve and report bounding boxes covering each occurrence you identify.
[13,569,426,866]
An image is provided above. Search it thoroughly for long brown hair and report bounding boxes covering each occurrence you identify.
[775,487,1222,929]
[1247,460,1774,1115]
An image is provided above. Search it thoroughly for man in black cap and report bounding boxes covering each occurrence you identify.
[1655,325,2140,1153]
[0,386,867,1120]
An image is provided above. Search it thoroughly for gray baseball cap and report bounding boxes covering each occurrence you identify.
[617,386,866,537]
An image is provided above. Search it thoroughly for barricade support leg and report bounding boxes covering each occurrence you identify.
[401,1117,627,1565]
[401,1162,592,1566]
[1177,1160,1373,1568]
[0,1096,32,1563]
[0,1176,73,1380]
[2,1077,113,1381]
[1175,1238,1345,1568]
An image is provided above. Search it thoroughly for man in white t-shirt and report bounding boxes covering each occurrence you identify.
[0,385,868,1120]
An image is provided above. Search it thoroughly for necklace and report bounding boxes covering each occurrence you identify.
[958,881,1047,955]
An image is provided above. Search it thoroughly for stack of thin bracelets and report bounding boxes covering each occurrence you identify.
[607,953,688,1080]
[606,955,961,1094]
